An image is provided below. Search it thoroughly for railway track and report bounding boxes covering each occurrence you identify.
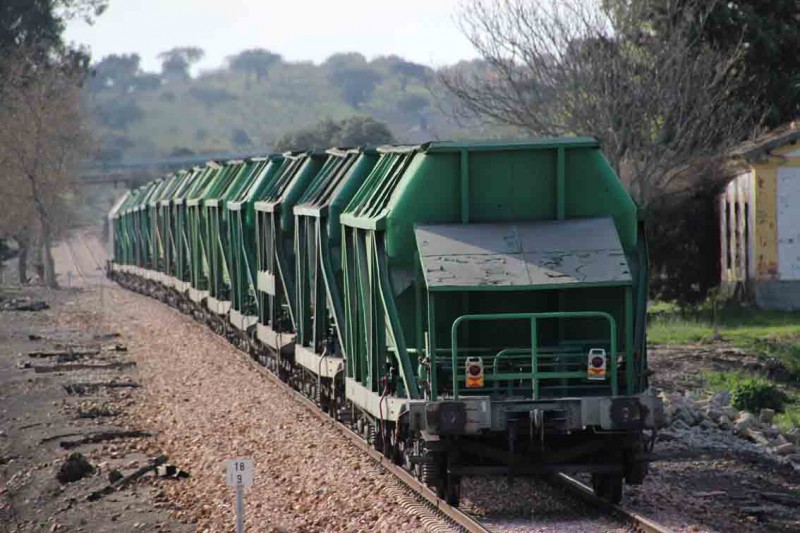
[63,237,88,286]
[76,231,104,271]
[63,230,108,288]
[549,474,672,533]
[227,330,675,533]
[111,269,674,533]
[236,339,490,533]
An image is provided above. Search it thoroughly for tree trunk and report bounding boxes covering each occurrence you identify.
[31,231,44,281]
[41,222,58,289]
[17,240,28,285]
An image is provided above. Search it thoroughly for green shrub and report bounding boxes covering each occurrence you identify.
[731,378,788,413]
[776,405,800,431]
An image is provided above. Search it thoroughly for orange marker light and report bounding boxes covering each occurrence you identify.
[465,357,484,388]
[587,348,607,381]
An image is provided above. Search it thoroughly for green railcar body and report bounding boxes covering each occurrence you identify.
[204,159,269,315]
[185,163,228,302]
[227,155,285,330]
[292,148,380,381]
[108,136,662,505]
[253,151,326,352]
[340,139,648,405]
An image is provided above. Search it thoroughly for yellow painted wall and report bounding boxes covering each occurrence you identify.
[752,143,800,280]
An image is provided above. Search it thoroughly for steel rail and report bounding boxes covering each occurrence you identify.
[76,231,104,270]
[235,347,491,533]
[111,267,677,533]
[552,474,673,533]
[64,238,87,285]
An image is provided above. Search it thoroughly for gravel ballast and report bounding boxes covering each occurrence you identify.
[62,287,426,533]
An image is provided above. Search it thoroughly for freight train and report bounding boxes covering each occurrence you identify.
[108,139,664,504]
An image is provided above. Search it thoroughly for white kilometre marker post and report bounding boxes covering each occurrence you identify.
[225,457,254,533]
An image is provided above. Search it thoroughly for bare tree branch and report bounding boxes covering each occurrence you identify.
[0,45,93,287]
[441,0,762,206]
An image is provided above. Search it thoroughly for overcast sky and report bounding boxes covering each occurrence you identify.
[64,0,479,73]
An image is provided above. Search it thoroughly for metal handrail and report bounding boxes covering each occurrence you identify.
[447,312,618,400]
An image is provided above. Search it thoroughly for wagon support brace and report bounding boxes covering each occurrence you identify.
[448,311,619,400]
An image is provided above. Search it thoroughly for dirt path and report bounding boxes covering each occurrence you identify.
[0,286,193,533]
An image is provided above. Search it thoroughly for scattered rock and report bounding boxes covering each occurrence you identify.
[759,408,775,424]
[773,443,796,456]
[741,506,770,517]
[672,419,691,431]
[93,332,121,340]
[722,406,739,419]
[657,430,679,442]
[56,452,95,484]
[710,391,731,407]
[108,469,124,483]
[693,490,727,498]
[1,299,49,312]
[735,412,757,432]
[742,428,770,446]
[155,464,190,479]
[699,419,716,431]
[773,434,790,446]
[717,416,732,430]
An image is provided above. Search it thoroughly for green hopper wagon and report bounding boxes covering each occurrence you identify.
[227,155,285,332]
[339,139,661,503]
[292,148,380,406]
[254,151,326,354]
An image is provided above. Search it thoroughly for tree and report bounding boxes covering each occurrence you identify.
[324,53,382,108]
[397,93,430,130]
[231,128,252,148]
[0,1,62,52]
[0,47,92,288]
[91,53,142,91]
[335,116,395,147]
[158,46,204,81]
[323,52,368,71]
[443,0,759,207]
[132,73,162,92]
[0,0,106,100]
[388,58,431,92]
[189,86,236,109]
[228,48,282,84]
[273,116,394,152]
[648,0,800,128]
[94,98,144,130]
[329,67,383,109]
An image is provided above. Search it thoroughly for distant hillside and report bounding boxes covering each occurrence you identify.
[86,50,515,163]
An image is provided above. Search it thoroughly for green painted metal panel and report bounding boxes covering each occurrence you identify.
[227,156,285,319]
[162,170,194,279]
[187,163,224,292]
[133,179,162,268]
[293,148,379,359]
[149,172,185,273]
[171,168,205,283]
[254,151,326,341]
[204,159,259,303]
[340,138,645,402]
